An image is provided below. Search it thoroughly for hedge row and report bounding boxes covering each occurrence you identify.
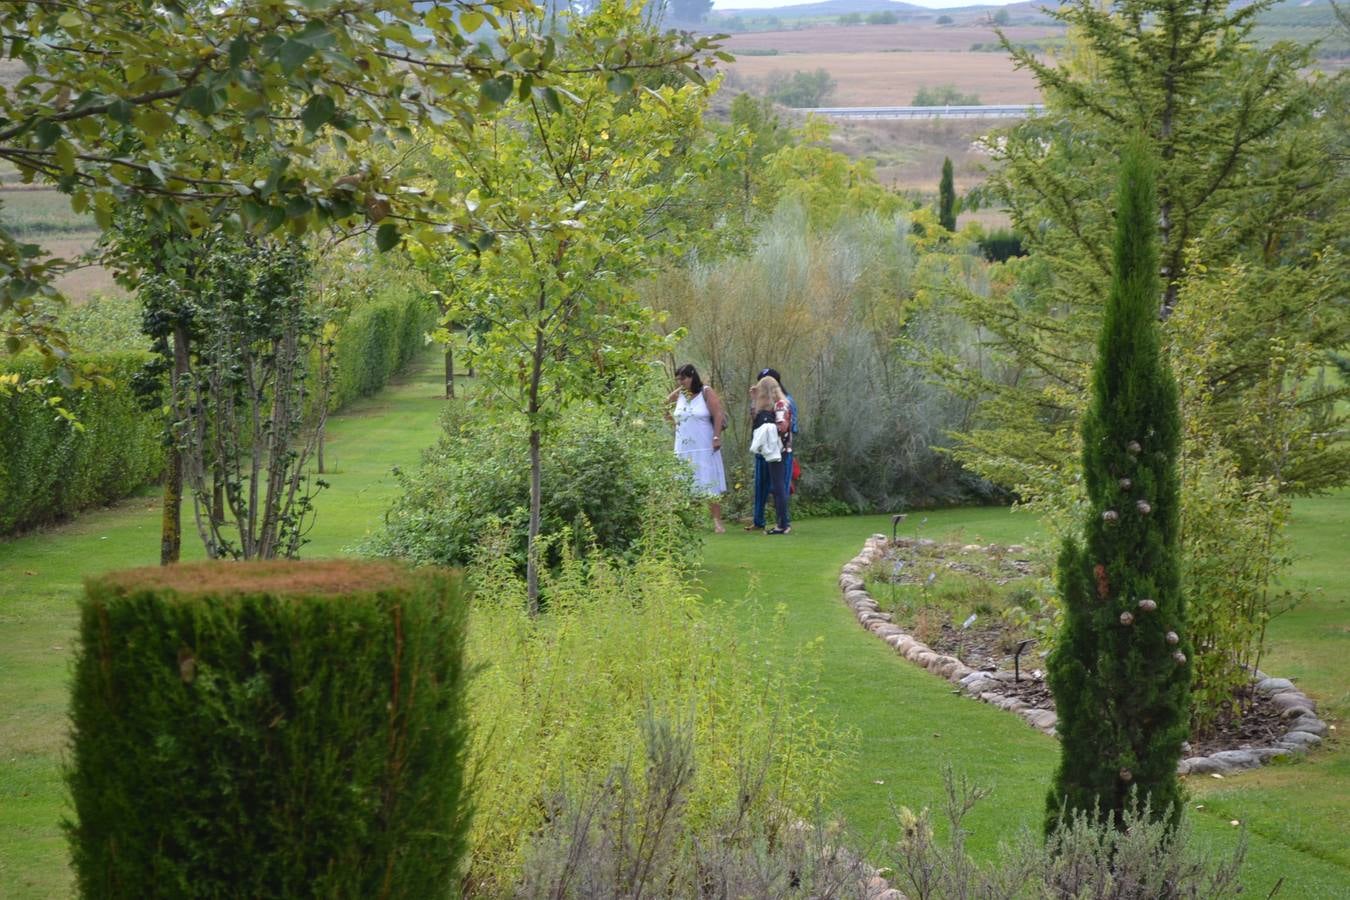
[67,560,470,897]
[328,287,431,411]
[0,289,432,538]
[0,352,164,535]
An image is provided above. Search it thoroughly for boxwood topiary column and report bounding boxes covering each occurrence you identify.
[66,560,470,898]
[1045,141,1191,833]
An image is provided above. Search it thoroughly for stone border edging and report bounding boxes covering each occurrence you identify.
[840,534,1330,778]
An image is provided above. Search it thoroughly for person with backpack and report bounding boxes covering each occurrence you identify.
[668,363,728,533]
[746,367,796,533]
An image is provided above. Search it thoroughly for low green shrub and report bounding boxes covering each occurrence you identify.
[462,522,848,894]
[66,560,470,898]
[0,351,163,535]
[368,401,702,572]
[978,227,1027,263]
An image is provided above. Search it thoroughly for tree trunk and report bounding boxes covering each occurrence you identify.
[527,424,542,618]
[160,448,182,565]
[445,346,455,399]
[159,322,191,565]
[526,305,546,617]
[211,464,225,526]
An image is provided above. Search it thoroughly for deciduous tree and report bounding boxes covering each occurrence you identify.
[0,0,720,371]
[417,1,714,613]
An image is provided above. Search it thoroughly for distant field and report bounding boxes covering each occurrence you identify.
[727,49,1041,106]
[833,117,1000,191]
[0,185,95,237]
[721,23,1064,55]
[44,235,120,302]
[1,187,117,301]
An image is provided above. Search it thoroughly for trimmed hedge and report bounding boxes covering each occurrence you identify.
[329,287,431,411]
[0,352,163,535]
[67,560,471,899]
[0,288,430,538]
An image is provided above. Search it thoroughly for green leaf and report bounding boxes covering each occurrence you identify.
[108,99,133,124]
[480,75,513,107]
[475,230,497,252]
[460,11,485,34]
[285,194,311,219]
[539,87,562,115]
[294,21,334,49]
[181,85,214,115]
[229,36,251,69]
[34,120,61,149]
[606,72,635,94]
[376,222,401,252]
[278,40,315,75]
[301,94,336,133]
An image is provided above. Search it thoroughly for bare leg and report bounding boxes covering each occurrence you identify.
[709,501,725,533]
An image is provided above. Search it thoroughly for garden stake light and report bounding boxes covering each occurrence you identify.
[1014,638,1036,683]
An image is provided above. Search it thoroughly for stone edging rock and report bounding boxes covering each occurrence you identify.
[840,534,1330,778]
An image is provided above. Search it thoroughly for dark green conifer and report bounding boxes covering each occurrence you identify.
[938,156,957,232]
[1046,141,1190,833]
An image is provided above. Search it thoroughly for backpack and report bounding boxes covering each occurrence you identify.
[787,393,799,434]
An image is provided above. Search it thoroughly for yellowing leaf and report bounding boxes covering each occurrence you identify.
[136,108,175,140]
[54,139,76,175]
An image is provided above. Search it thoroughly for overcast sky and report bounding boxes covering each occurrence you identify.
[713,0,1025,9]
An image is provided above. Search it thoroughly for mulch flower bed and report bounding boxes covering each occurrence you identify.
[864,537,1321,766]
[1186,688,1289,759]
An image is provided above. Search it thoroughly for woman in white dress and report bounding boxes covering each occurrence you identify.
[667,363,728,533]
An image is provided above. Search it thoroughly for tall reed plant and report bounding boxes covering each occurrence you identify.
[648,201,996,513]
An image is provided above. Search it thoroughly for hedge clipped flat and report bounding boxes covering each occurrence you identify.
[66,560,469,899]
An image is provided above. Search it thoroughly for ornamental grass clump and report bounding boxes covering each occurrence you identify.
[1046,142,1190,833]
[66,560,470,899]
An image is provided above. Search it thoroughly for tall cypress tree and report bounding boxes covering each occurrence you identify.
[938,156,956,232]
[1046,141,1190,833]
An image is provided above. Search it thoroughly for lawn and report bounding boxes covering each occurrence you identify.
[1,350,1346,896]
[696,504,1349,896]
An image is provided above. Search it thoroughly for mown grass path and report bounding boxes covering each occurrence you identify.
[1,350,1345,896]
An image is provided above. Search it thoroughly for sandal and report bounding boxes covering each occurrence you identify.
[744,524,763,531]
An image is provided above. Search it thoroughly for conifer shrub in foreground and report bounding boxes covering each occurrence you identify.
[1046,142,1189,832]
[66,560,470,899]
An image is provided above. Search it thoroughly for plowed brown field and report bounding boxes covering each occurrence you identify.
[726,50,1041,106]
[720,23,1061,54]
